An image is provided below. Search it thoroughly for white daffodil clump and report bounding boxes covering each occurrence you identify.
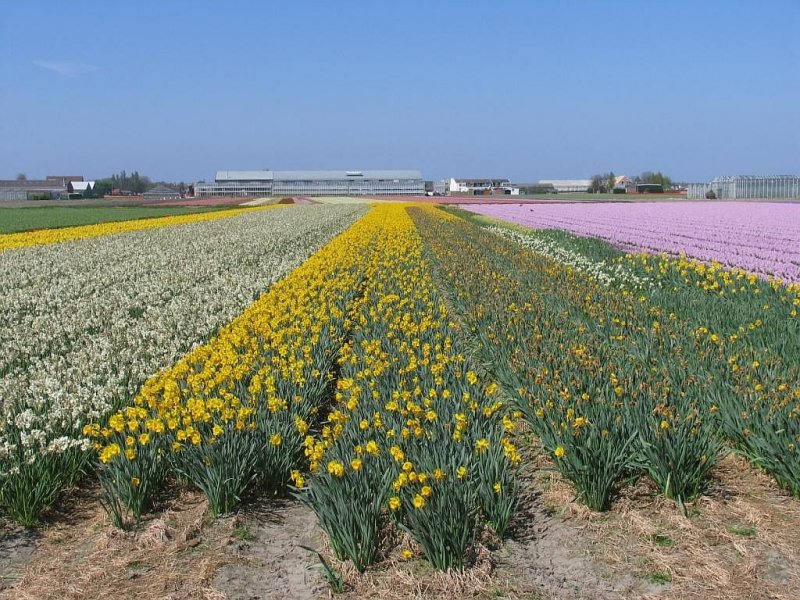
[486,226,650,290]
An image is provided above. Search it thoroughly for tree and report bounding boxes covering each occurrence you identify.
[639,171,673,191]
[590,172,617,193]
[16,173,27,181]
[589,175,604,193]
[606,171,617,193]
[93,180,113,197]
[107,170,152,194]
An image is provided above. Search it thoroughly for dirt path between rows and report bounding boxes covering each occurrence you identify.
[213,500,325,600]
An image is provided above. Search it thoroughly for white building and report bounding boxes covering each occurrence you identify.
[449,177,511,194]
[68,181,95,196]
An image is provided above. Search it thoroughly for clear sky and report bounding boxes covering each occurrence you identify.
[1,0,798,183]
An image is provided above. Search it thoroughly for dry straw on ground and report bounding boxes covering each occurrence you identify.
[536,453,800,600]
[3,488,231,600]
[3,452,798,600]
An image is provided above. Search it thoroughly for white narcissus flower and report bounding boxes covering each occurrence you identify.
[487,226,650,290]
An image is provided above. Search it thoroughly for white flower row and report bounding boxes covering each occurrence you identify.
[0,205,366,470]
[486,225,651,289]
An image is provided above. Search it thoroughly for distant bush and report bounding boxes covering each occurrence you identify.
[705,190,717,199]
[520,185,556,195]
[27,193,51,201]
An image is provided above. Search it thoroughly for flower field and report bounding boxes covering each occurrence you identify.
[80,204,518,571]
[0,205,271,252]
[412,207,799,508]
[2,200,799,597]
[0,204,364,523]
[463,202,800,282]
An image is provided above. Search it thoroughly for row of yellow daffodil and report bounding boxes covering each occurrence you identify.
[85,206,383,523]
[301,205,520,572]
[622,251,800,307]
[411,206,799,506]
[411,208,718,510]
[617,251,799,496]
[0,206,275,252]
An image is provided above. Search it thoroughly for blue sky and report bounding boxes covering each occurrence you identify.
[1,0,798,183]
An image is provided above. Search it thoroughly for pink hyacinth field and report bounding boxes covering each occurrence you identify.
[464,201,800,282]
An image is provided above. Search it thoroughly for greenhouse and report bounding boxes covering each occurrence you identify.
[688,175,800,200]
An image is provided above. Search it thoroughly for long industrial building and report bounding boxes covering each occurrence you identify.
[688,175,800,199]
[538,179,592,193]
[0,175,83,201]
[194,169,424,197]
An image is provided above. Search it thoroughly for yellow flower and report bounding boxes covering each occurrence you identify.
[138,433,151,445]
[389,496,402,511]
[420,485,432,498]
[390,445,405,462]
[412,494,426,509]
[365,440,380,455]
[131,477,141,487]
[433,468,445,481]
[99,443,121,464]
[294,417,309,435]
[290,469,305,488]
[401,549,414,559]
[270,433,282,446]
[493,482,502,494]
[475,438,490,453]
[554,446,566,459]
[108,414,125,433]
[327,461,345,477]
[350,458,363,471]
[456,466,468,480]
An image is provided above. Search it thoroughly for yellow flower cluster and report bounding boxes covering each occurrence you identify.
[0,206,275,252]
[86,205,390,504]
[306,204,519,516]
[624,252,800,311]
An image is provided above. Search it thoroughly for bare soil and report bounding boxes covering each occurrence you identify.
[212,500,325,600]
[2,453,797,600]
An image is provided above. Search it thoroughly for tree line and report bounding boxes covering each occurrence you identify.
[91,171,186,197]
[588,171,673,193]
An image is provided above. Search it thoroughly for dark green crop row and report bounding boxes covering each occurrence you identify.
[411,207,799,509]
